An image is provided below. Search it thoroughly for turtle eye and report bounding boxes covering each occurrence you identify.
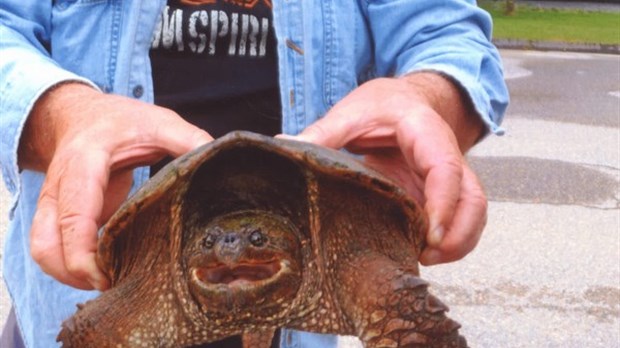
[249,229,266,247]
[202,234,217,249]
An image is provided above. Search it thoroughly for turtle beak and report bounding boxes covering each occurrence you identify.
[192,260,282,287]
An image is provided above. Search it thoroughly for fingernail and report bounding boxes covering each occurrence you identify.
[87,277,101,291]
[275,134,296,140]
[422,249,443,265]
[428,224,444,247]
[275,134,312,143]
[88,275,109,291]
[191,131,213,148]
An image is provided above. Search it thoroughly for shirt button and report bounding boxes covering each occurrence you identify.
[132,85,144,98]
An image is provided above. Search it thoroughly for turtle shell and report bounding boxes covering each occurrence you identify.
[58,131,473,348]
[97,130,427,286]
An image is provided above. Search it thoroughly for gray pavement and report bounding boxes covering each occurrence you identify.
[502,50,619,127]
[346,49,620,347]
[1,49,619,347]
[341,50,620,348]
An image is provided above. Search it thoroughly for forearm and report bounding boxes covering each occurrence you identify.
[18,83,71,172]
[400,72,485,153]
[18,83,98,172]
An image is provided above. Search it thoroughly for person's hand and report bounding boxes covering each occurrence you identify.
[283,73,487,265]
[19,83,212,290]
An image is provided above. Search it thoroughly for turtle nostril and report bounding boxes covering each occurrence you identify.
[223,233,238,245]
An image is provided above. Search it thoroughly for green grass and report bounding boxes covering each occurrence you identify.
[479,1,620,45]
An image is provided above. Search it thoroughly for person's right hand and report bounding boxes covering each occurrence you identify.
[19,83,212,291]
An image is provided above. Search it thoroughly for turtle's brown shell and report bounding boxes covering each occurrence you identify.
[58,131,466,348]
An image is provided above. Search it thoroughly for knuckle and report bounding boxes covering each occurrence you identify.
[64,259,91,279]
[364,77,394,92]
[298,122,337,147]
[57,212,80,232]
[188,127,212,147]
[305,122,329,138]
[155,106,183,124]
[57,214,98,278]
[30,206,58,267]
[445,155,465,174]
[30,242,53,266]
[467,172,489,212]
[471,187,488,211]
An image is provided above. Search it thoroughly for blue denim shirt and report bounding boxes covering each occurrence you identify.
[0,0,508,346]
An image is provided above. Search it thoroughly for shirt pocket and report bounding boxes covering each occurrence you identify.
[51,0,116,91]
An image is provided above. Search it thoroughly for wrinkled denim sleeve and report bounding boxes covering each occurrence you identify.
[364,0,509,135]
[0,2,97,204]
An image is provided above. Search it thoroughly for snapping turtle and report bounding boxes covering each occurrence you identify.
[58,131,467,348]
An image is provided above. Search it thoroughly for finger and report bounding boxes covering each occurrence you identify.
[153,113,213,157]
[283,116,356,150]
[99,170,134,225]
[31,177,94,290]
[56,150,113,290]
[107,114,214,172]
[281,90,388,149]
[396,114,463,247]
[420,164,487,265]
[363,151,425,204]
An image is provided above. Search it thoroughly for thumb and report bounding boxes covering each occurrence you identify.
[280,109,358,150]
[153,116,214,157]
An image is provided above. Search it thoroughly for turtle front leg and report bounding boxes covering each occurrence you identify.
[335,254,467,348]
[360,274,467,348]
[57,285,156,348]
[57,278,207,347]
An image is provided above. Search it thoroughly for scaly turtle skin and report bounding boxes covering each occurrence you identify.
[57,131,467,348]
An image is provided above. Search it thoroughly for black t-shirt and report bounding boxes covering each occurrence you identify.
[150,0,281,139]
[149,3,282,346]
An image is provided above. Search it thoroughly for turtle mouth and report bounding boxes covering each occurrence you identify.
[192,260,283,287]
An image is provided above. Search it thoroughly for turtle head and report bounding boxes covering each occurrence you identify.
[185,210,303,318]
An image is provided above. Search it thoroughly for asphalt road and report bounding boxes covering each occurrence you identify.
[423,49,620,348]
[1,49,619,347]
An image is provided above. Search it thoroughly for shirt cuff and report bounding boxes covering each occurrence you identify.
[403,63,507,137]
[0,63,98,217]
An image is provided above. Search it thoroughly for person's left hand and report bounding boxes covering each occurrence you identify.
[281,73,487,265]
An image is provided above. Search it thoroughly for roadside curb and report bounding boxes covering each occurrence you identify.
[494,38,620,55]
